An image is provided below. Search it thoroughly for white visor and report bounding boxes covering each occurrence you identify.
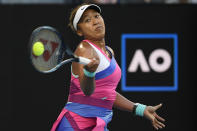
[73,4,101,31]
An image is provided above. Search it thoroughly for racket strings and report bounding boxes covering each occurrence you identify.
[31,29,62,72]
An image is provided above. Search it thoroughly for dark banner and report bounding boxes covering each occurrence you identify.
[0,4,195,131]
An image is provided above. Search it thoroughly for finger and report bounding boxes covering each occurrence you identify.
[89,58,98,64]
[153,121,162,130]
[156,124,163,129]
[155,119,165,128]
[155,123,163,129]
[153,124,159,130]
[154,103,162,111]
[85,59,99,68]
[155,113,165,122]
[91,58,99,63]
[156,122,165,129]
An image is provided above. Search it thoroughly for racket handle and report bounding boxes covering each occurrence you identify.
[78,57,91,65]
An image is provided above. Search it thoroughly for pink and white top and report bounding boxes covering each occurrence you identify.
[68,40,121,110]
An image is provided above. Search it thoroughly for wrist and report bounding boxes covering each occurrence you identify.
[83,68,96,77]
[134,103,147,117]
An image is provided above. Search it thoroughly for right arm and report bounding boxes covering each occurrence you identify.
[72,41,99,96]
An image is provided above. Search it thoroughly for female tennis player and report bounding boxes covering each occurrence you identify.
[51,3,165,131]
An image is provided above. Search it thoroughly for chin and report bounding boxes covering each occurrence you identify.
[96,34,105,40]
[97,31,105,38]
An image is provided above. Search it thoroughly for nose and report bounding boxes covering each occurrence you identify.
[92,18,99,26]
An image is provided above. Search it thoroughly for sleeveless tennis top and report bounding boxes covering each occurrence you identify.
[51,40,122,131]
[68,40,121,110]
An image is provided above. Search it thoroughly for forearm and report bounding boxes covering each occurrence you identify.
[113,92,135,113]
[80,75,95,96]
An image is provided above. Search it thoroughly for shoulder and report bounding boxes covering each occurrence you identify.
[75,41,91,52]
[106,46,115,56]
[74,41,92,55]
[74,41,98,59]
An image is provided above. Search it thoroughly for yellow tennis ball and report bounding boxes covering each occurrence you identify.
[32,42,44,56]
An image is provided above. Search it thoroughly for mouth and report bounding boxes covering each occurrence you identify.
[95,26,103,31]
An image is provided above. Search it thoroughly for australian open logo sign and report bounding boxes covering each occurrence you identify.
[121,34,178,91]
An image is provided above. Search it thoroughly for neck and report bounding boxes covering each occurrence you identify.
[86,38,105,48]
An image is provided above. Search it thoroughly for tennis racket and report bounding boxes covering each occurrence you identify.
[29,26,91,73]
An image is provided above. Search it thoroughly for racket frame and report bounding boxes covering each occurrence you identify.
[29,26,90,73]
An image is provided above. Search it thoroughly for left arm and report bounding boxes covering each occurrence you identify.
[109,46,165,129]
[113,92,135,113]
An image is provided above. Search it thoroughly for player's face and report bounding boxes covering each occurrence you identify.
[77,9,105,40]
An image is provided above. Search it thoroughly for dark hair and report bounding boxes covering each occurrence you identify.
[68,3,90,33]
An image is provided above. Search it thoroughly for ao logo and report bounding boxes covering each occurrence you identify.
[121,34,178,92]
[128,49,171,73]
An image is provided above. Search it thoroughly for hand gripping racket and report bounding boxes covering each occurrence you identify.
[29,26,91,73]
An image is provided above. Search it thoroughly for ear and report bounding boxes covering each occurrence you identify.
[76,29,83,37]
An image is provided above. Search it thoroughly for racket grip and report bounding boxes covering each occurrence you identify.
[78,57,91,65]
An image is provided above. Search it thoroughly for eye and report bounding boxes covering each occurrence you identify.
[85,18,91,23]
[95,14,100,18]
